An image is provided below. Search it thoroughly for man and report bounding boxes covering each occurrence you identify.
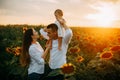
[40,23,73,80]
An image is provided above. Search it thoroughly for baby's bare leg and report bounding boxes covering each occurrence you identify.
[58,37,62,50]
[49,39,52,49]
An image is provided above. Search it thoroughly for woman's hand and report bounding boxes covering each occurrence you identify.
[42,44,50,59]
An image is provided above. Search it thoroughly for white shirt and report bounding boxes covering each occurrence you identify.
[55,20,65,37]
[28,42,45,74]
[40,28,73,69]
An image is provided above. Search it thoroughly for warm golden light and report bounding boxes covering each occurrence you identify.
[86,3,117,27]
[0,0,120,27]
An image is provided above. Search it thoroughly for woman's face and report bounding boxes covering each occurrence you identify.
[32,29,39,40]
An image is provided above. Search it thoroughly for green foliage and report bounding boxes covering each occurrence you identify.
[0,25,120,80]
[0,25,44,80]
[47,69,62,77]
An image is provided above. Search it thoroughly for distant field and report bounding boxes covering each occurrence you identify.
[0,25,120,80]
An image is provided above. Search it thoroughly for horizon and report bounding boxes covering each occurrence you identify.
[0,24,120,28]
[0,0,120,28]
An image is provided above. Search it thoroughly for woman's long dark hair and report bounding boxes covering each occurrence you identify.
[20,29,33,67]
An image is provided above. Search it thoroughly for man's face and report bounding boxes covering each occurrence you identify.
[47,28,57,39]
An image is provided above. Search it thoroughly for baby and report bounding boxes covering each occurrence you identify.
[46,9,65,50]
[54,9,65,50]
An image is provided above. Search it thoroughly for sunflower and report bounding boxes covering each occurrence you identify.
[69,46,80,53]
[118,37,120,42]
[76,56,84,63]
[76,35,80,40]
[100,51,113,60]
[23,27,27,33]
[6,47,13,53]
[73,32,80,35]
[14,47,21,56]
[110,45,120,51]
[61,63,75,75]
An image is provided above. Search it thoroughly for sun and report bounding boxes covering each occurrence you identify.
[86,3,116,27]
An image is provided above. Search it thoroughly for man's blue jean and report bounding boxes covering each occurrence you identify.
[45,66,64,80]
[28,73,43,80]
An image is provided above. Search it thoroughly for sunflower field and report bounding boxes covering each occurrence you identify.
[0,25,120,80]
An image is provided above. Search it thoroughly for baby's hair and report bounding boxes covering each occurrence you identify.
[54,9,63,16]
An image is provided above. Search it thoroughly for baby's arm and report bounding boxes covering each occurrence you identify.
[58,18,66,26]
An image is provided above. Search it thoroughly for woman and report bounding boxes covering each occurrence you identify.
[20,28,49,80]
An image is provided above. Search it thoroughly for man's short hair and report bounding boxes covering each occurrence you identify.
[47,23,58,32]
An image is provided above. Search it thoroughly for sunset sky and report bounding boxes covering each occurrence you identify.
[0,0,120,27]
